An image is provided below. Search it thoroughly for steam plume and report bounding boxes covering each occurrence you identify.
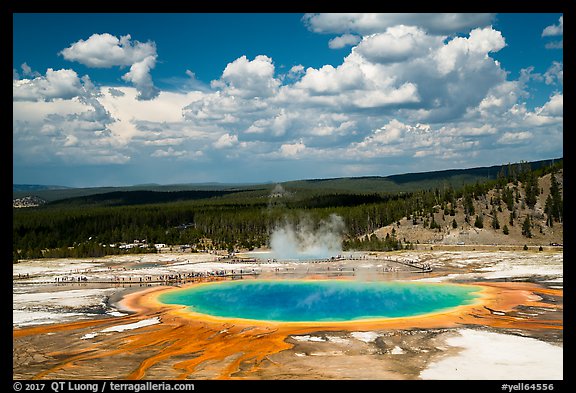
[270,214,345,260]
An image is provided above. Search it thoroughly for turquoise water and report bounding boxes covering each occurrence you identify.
[158,280,482,322]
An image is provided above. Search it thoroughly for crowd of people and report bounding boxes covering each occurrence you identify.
[47,268,261,285]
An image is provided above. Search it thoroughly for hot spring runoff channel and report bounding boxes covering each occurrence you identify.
[158,280,483,322]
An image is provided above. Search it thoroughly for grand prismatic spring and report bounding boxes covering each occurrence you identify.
[158,280,483,322]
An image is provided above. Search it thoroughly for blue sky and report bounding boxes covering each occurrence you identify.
[13,13,563,187]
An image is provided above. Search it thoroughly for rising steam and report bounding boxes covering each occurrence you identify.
[270,214,345,260]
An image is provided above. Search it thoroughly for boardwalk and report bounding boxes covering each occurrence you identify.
[380,256,433,272]
[13,271,260,286]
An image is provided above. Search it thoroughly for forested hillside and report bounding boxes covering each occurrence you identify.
[350,165,563,251]
[13,160,563,261]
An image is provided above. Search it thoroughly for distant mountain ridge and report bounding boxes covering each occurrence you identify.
[283,158,562,193]
[13,184,71,192]
[293,158,560,184]
[13,157,562,203]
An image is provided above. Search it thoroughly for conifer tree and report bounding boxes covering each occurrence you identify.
[491,208,500,230]
[522,215,532,238]
[474,214,484,229]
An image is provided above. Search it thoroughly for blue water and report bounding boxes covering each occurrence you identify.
[158,280,482,322]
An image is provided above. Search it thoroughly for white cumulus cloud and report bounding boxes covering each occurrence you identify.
[497,131,533,145]
[434,26,506,75]
[213,133,239,149]
[303,13,495,35]
[542,16,563,37]
[279,140,306,158]
[215,55,280,99]
[536,93,563,117]
[61,33,159,100]
[354,26,441,63]
[13,68,86,101]
[121,55,159,100]
[542,16,563,50]
[60,33,156,68]
[328,33,361,49]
